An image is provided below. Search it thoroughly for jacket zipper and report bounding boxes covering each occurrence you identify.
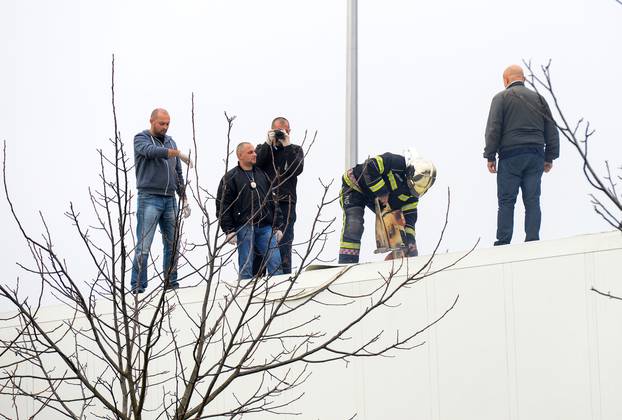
[151,135,171,195]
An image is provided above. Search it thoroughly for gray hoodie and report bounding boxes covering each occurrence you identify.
[134,129,185,197]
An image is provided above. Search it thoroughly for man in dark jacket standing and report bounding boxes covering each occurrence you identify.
[484,65,560,246]
[255,117,304,274]
[217,142,284,279]
[131,108,193,293]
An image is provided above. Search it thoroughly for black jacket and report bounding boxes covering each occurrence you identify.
[484,81,560,162]
[216,165,283,234]
[255,143,304,204]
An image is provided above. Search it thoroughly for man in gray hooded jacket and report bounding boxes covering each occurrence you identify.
[131,108,192,293]
[484,65,560,246]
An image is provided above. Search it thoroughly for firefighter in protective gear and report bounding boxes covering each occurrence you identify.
[339,151,436,264]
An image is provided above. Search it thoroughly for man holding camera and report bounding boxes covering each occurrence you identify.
[255,117,305,274]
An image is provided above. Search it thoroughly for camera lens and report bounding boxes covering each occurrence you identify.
[274,130,286,141]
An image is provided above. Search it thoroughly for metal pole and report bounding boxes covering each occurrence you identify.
[345,0,358,169]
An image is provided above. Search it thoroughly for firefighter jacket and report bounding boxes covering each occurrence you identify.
[343,152,419,236]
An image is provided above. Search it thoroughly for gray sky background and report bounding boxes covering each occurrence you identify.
[1,0,621,292]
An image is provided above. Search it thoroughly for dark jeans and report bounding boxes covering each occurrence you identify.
[495,153,544,246]
[237,224,282,280]
[251,203,296,276]
[131,193,179,291]
[278,202,296,274]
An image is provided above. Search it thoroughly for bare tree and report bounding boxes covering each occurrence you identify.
[524,61,622,300]
[0,56,471,419]
[523,60,622,232]
[522,3,621,299]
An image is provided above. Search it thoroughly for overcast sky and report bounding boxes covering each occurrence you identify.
[1,0,621,292]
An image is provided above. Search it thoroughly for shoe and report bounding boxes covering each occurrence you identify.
[165,283,180,292]
[131,288,145,295]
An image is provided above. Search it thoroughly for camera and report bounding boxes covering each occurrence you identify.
[273,129,286,141]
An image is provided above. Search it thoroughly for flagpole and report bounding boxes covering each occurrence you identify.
[345,0,358,169]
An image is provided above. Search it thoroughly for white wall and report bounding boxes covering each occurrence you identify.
[288,231,622,420]
[1,231,621,419]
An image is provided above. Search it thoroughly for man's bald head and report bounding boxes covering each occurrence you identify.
[503,65,525,88]
[236,142,256,169]
[151,108,169,120]
[149,108,170,137]
[236,142,253,157]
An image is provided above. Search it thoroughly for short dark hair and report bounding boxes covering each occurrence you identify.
[271,117,289,129]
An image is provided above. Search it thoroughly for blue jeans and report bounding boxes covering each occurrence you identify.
[278,202,296,274]
[495,153,544,246]
[237,224,282,280]
[131,193,179,291]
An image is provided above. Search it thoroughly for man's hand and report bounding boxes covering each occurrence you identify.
[266,130,276,145]
[225,232,237,245]
[278,130,290,147]
[178,151,193,168]
[487,160,497,173]
[378,194,389,207]
[267,130,290,147]
[182,203,191,219]
[544,161,553,173]
[275,230,284,243]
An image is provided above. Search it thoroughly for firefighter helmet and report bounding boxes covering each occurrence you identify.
[404,148,437,197]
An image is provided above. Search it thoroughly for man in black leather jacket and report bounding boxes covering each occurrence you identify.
[216,142,284,279]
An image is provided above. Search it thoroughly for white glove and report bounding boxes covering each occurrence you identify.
[182,203,191,219]
[178,151,193,168]
[267,130,290,147]
[226,232,237,245]
[275,230,283,243]
[266,130,276,144]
